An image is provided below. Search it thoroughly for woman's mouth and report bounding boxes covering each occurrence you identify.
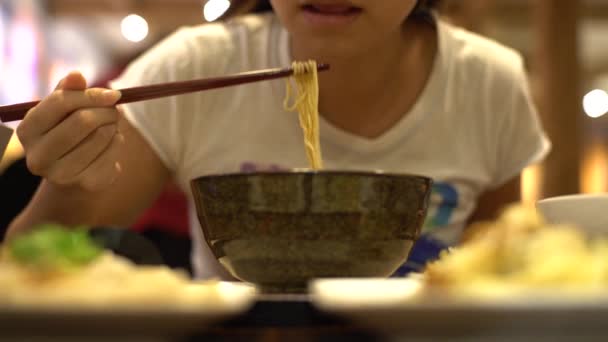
[300,3,362,26]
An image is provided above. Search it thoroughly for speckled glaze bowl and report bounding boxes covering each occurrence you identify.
[191,171,432,293]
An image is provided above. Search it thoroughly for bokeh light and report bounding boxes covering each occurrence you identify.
[583,89,608,118]
[121,14,149,43]
[204,0,230,22]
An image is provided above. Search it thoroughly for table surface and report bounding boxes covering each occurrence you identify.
[3,294,608,342]
[188,295,608,342]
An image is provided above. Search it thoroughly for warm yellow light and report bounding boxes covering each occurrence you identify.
[0,132,24,174]
[522,164,541,204]
[581,140,608,193]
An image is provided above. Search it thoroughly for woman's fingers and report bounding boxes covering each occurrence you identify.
[17,88,122,145]
[14,71,126,191]
[72,132,125,192]
[25,107,120,176]
[55,71,87,91]
[44,123,118,185]
[18,71,88,146]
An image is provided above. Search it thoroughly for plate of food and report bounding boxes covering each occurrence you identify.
[310,205,608,339]
[0,225,257,339]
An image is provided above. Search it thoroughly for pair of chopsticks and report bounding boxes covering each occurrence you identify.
[0,64,329,123]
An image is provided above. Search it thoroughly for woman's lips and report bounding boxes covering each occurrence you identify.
[300,4,362,27]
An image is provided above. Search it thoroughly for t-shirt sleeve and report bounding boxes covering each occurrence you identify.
[491,60,551,188]
[110,32,189,172]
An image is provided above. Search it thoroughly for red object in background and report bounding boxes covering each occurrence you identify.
[131,182,190,237]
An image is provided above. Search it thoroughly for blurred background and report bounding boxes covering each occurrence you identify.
[0,0,607,268]
[2,0,607,199]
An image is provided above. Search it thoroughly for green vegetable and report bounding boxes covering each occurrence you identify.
[8,224,102,270]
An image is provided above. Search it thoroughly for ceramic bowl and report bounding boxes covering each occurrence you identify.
[536,194,608,236]
[191,171,432,293]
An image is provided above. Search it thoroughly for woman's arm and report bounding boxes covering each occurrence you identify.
[468,174,521,224]
[6,113,170,239]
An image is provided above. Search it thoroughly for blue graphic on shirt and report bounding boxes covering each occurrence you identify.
[392,182,459,276]
[391,235,448,277]
[424,182,459,229]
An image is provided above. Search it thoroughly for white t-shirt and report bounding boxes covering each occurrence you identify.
[111,13,550,279]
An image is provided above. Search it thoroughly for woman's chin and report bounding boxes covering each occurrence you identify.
[292,37,372,62]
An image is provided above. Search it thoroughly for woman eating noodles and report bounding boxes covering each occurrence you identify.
[8,0,550,278]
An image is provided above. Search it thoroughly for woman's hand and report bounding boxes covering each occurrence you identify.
[16,72,125,191]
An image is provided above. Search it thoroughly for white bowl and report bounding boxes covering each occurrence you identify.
[536,194,608,236]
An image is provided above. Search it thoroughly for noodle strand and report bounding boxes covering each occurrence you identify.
[284,60,323,170]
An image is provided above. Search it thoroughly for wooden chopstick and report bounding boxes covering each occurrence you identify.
[0,64,329,123]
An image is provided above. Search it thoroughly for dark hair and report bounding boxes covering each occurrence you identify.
[222,0,442,22]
